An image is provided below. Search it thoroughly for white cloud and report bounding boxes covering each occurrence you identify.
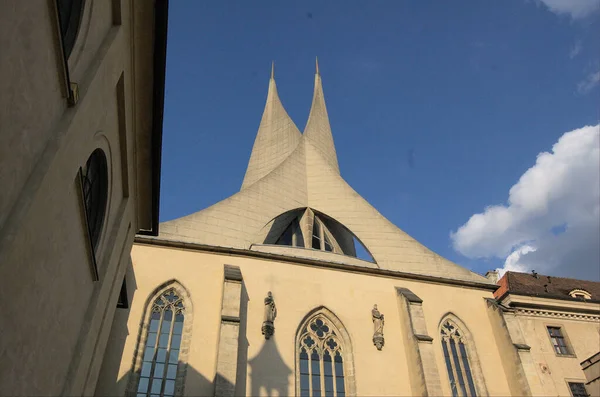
[536,0,600,19]
[569,40,582,59]
[577,70,600,94]
[451,124,600,280]
[497,245,537,277]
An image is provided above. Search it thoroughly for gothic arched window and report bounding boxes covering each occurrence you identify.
[296,309,356,397]
[128,283,193,397]
[440,317,484,397]
[81,149,108,252]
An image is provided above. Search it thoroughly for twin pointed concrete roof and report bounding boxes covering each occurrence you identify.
[158,62,492,285]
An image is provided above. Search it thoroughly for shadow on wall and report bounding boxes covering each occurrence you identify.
[111,362,220,397]
[235,284,250,396]
[95,261,138,396]
[248,335,293,397]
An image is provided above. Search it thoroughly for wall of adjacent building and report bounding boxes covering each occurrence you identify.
[516,312,600,396]
[97,242,518,396]
[0,1,155,395]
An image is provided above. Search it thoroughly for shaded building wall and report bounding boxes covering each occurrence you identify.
[98,242,516,396]
[581,352,600,397]
[0,0,158,395]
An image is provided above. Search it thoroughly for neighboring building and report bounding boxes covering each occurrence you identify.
[581,353,600,397]
[0,1,167,395]
[491,271,600,397]
[94,62,600,397]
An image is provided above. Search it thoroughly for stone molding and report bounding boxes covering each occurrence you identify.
[515,308,600,322]
[126,280,194,397]
[224,264,243,282]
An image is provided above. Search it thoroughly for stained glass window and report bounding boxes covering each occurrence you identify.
[440,320,478,397]
[136,289,185,397]
[297,316,346,397]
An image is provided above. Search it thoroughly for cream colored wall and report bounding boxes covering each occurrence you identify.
[517,314,600,396]
[0,1,154,395]
[99,243,516,396]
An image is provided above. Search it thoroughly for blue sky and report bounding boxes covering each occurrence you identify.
[160,1,600,279]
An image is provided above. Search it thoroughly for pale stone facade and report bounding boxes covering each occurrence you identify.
[95,65,599,397]
[0,1,166,395]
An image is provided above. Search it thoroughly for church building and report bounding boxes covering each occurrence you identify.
[95,64,600,397]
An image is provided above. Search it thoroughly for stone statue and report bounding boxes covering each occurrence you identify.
[262,291,277,339]
[372,304,385,350]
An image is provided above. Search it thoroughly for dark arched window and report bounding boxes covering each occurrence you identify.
[82,149,108,251]
[56,0,85,58]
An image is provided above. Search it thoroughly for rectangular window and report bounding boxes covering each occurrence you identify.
[547,326,571,355]
[117,278,129,308]
[568,382,588,397]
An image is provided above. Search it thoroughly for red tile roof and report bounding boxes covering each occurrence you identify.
[494,271,600,302]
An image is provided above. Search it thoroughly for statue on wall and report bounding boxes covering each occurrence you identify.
[372,304,385,350]
[262,291,277,339]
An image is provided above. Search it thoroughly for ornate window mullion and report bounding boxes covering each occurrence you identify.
[147,307,164,397]
[331,350,338,397]
[308,346,314,397]
[453,337,470,397]
[440,318,482,397]
[319,346,326,396]
[446,337,463,397]
[160,304,176,396]
[297,314,351,397]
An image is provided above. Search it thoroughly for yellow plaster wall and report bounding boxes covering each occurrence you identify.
[101,243,515,396]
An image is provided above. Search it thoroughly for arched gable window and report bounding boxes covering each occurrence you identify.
[439,315,487,397]
[296,308,356,397]
[128,282,193,397]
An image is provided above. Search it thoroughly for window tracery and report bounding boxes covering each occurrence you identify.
[298,316,347,397]
[128,283,192,397]
[440,319,478,397]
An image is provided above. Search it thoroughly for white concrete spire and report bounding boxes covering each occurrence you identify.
[303,59,340,173]
[157,61,493,285]
[241,63,302,189]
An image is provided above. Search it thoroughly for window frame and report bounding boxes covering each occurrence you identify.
[77,149,109,281]
[438,314,488,397]
[51,0,85,105]
[545,325,576,358]
[295,307,356,397]
[127,281,194,397]
[565,380,589,397]
[55,0,86,59]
